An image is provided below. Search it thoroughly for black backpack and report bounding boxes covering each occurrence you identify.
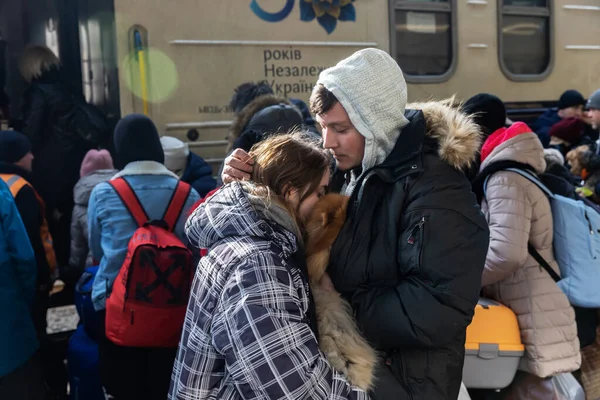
[38,84,110,147]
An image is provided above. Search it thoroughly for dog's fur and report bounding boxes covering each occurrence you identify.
[566,144,590,176]
[305,194,377,391]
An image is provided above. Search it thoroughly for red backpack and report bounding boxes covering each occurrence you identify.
[105,178,193,348]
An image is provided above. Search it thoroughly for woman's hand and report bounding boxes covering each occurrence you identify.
[222,149,254,184]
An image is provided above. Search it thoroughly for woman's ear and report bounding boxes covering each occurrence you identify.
[281,183,296,201]
[284,187,300,203]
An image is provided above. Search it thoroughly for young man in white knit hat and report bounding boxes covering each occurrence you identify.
[222,48,489,400]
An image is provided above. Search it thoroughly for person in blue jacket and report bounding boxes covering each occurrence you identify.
[89,115,200,400]
[0,179,48,399]
[160,136,217,197]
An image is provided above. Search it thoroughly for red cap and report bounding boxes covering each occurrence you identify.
[481,122,533,163]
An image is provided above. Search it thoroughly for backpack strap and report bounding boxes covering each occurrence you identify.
[109,178,149,227]
[163,181,191,231]
[472,161,537,204]
[503,168,555,199]
[482,168,561,282]
[482,167,555,199]
[527,243,561,283]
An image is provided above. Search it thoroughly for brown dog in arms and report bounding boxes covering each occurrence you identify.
[305,194,377,391]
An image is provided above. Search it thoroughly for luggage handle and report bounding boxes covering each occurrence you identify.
[76,271,95,294]
[477,343,500,360]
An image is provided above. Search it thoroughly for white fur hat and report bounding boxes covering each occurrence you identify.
[543,148,565,168]
[160,136,190,173]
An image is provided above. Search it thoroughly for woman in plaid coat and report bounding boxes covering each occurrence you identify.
[169,134,369,400]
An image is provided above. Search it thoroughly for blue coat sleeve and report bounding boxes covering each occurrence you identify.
[182,154,217,198]
[2,189,37,306]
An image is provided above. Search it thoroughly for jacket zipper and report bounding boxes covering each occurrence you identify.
[349,165,421,216]
[407,217,426,268]
[349,167,377,216]
[387,351,415,400]
[399,353,415,400]
[407,217,426,245]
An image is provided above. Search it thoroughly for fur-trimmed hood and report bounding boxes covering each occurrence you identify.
[227,94,292,150]
[408,99,483,171]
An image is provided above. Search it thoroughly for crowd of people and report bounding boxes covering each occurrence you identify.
[1,43,600,400]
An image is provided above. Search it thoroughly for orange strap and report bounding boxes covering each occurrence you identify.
[0,173,56,272]
[0,174,28,197]
[0,174,46,214]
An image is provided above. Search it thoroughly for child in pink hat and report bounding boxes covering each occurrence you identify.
[68,150,117,274]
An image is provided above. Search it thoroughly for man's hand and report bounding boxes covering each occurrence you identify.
[222,148,254,184]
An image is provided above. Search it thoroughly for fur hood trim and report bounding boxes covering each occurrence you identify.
[228,94,291,150]
[408,98,483,171]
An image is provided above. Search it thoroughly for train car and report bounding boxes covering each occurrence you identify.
[1,0,599,171]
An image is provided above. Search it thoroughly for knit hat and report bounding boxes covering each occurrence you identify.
[317,48,409,172]
[113,114,164,168]
[160,136,190,172]
[480,122,533,163]
[0,130,32,164]
[543,148,565,168]
[289,98,316,128]
[232,103,304,152]
[587,89,600,110]
[549,117,584,144]
[461,93,506,138]
[558,90,586,110]
[80,149,114,177]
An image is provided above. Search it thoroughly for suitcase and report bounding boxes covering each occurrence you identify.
[74,266,101,341]
[580,326,600,400]
[463,298,524,390]
[67,325,105,400]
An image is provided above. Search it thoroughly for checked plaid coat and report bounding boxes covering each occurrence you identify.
[169,182,368,400]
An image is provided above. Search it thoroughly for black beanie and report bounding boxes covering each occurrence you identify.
[113,114,164,168]
[558,90,586,110]
[0,130,32,164]
[462,93,507,137]
[233,104,304,152]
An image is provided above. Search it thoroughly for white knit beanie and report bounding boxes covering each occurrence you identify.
[160,136,189,173]
[317,48,409,175]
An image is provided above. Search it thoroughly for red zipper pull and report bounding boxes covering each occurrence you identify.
[407,217,426,245]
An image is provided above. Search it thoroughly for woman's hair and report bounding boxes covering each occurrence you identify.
[249,131,332,206]
[19,45,60,83]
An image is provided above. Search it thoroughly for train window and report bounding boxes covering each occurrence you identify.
[504,0,547,7]
[503,0,546,7]
[390,0,456,83]
[499,0,552,80]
